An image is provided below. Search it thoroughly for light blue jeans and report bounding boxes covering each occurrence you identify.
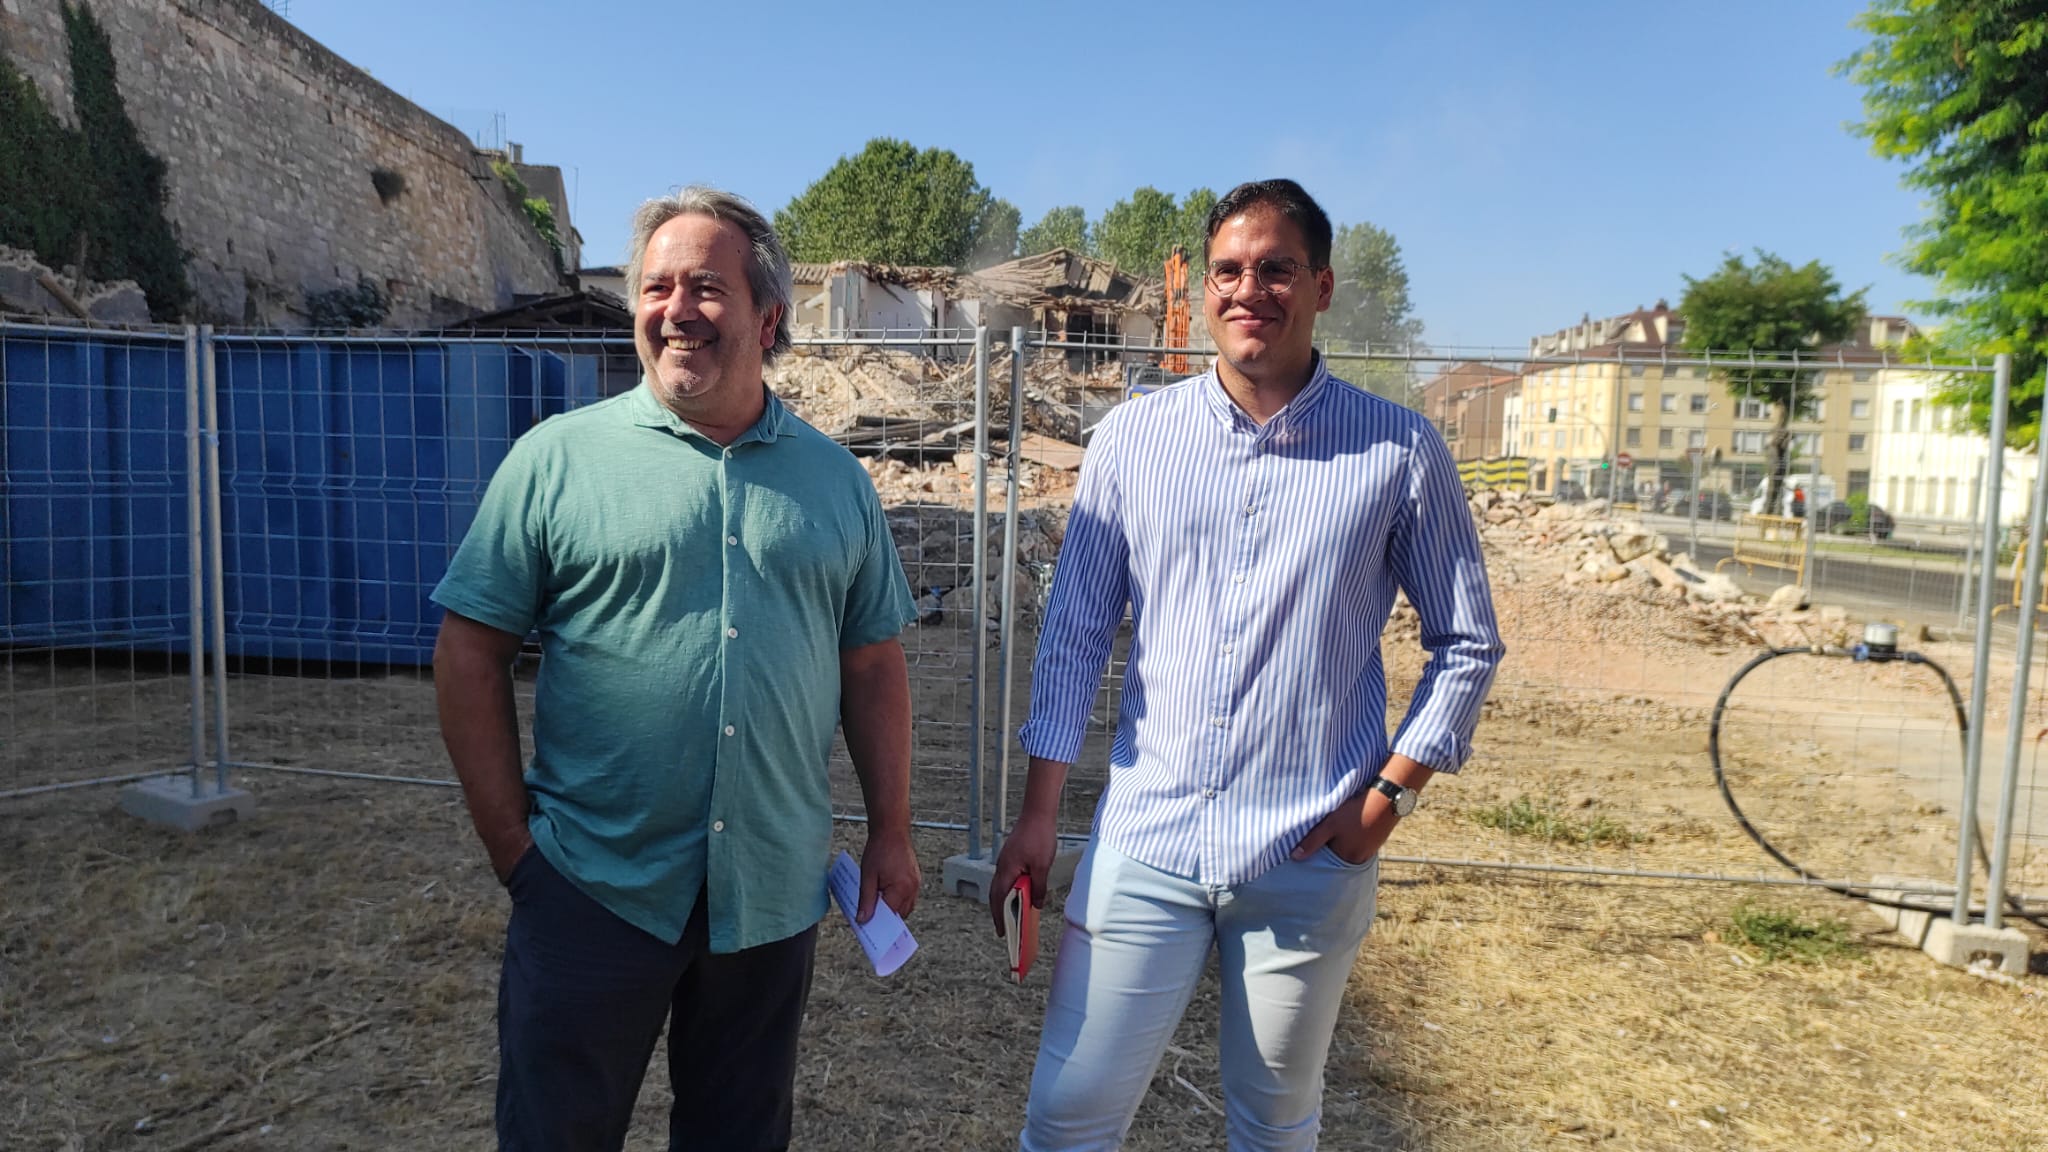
[1020,838,1381,1152]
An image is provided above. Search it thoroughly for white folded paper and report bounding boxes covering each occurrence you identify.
[826,849,918,977]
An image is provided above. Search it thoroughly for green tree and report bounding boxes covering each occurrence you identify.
[774,138,995,267]
[1321,221,1424,352]
[1020,205,1089,256]
[1842,2,2048,446]
[1173,187,1218,261]
[967,198,1020,268]
[1094,186,1180,275]
[1678,251,1866,516]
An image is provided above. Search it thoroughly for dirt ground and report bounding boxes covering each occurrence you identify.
[6,506,2048,1149]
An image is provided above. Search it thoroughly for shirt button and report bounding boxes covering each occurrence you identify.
[724,725,736,736]
[726,627,739,638]
[726,535,738,546]
[712,820,725,832]
[1222,642,1234,654]
[1211,716,1226,727]
[724,448,733,458]
[1232,574,1245,584]
[1203,787,1217,799]
[1245,504,1255,515]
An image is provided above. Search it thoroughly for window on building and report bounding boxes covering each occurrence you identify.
[1691,393,1709,414]
[1629,364,1646,377]
[1661,394,1677,413]
[1910,399,1922,431]
[1625,427,1641,447]
[1851,398,1870,420]
[1737,398,1767,420]
[1813,400,1825,421]
[1887,477,1899,509]
[1853,369,1874,383]
[1905,476,1918,512]
[1628,392,1644,412]
[1893,399,1905,430]
[1848,433,1867,453]
[1944,477,1958,518]
[1658,428,1675,448]
[1554,429,1565,449]
[1734,431,1765,454]
[1792,433,1820,457]
[1847,469,1869,498]
[1933,407,1949,432]
[1688,429,1706,449]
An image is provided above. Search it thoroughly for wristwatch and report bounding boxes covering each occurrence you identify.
[1370,775,1419,818]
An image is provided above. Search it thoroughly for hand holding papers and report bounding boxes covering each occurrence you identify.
[827,850,917,977]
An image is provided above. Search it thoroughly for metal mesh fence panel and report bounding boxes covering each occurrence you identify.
[4,317,2041,915]
[200,330,994,838]
[986,339,2044,915]
[1,321,201,797]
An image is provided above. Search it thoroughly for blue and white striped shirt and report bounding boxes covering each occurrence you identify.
[1017,357,1504,886]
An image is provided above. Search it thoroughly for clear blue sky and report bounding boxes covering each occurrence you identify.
[288,0,1926,352]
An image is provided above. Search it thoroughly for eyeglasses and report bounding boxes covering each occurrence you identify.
[1204,256,1317,296]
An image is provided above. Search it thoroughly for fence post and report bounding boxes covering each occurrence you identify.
[994,327,1027,855]
[184,324,206,794]
[967,325,990,860]
[1955,352,2011,923]
[201,326,232,792]
[1985,378,2048,932]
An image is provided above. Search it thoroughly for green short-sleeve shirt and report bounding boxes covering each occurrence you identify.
[431,382,915,952]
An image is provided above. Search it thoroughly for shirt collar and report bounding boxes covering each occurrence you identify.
[1198,351,1335,436]
[626,377,788,446]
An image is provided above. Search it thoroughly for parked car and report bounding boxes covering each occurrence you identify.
[1816,500,1895,539]
[1691,489,1736,521]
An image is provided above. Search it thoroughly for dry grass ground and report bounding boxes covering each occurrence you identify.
[2,774,2044,1151]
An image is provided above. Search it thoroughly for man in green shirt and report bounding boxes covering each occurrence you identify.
[432,186,919,1152]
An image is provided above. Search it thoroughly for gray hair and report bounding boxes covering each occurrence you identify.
[624,186,794,364]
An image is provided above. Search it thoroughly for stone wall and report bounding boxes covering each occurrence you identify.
[0,0,565,327]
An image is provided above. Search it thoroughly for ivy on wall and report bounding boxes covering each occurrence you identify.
[0,3,190,319]
[491,158,564,273]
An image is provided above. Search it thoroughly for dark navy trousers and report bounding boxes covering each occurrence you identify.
[496,848,817,1152]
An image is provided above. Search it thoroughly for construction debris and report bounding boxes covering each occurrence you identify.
[1469,488,1861,648]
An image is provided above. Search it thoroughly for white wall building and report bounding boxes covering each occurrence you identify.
[1869,370,2037,527]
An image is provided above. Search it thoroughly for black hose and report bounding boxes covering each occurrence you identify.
[1707,643,2048,930]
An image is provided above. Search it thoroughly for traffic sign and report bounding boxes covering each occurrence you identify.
[1616,452,1634,469]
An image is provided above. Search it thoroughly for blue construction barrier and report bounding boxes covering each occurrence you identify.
[1,329,195,655]
[3,326,606,666]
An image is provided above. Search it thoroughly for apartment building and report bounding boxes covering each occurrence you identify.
[1416,361,1521,462]
[1509,302,1899,502]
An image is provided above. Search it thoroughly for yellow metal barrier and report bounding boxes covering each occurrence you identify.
[1716,514,1807,585]
[1992,550,2046,620]
[1457,456,1531,490]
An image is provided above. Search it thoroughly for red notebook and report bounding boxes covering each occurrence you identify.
[1002,874,1039,983]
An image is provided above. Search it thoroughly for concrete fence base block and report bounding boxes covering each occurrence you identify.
[1869,876,2032,975]
[942,844,1083,904]
[120,774,255,833]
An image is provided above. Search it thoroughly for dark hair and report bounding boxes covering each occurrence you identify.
[1203,179,1333,269]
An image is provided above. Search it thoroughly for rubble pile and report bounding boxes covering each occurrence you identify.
[770,345,1107,445]
[1470,489,1864,649]
[883,502,1070,629]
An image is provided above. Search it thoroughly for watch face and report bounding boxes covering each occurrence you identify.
[1377,776,1416,817]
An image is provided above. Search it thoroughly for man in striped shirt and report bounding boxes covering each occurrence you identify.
[991,179,1504,1151]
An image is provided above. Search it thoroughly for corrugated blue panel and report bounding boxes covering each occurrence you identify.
[0,331,194,654]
